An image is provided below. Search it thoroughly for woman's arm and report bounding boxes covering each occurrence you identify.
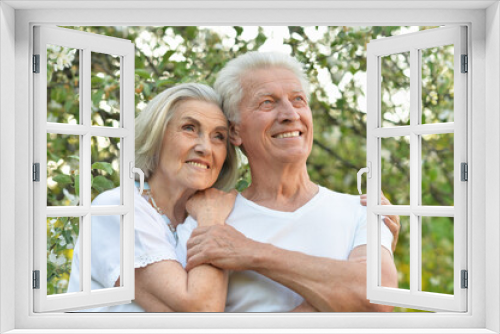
[133,260,228,312]
[289,300,318,312]
[131,188,237,312]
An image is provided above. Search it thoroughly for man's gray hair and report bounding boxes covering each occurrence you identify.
[135,83,238,191]
[214,52,310,123]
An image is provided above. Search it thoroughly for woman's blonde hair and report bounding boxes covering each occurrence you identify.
[135,83,238,191]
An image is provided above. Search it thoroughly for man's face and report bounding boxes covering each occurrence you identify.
[232,67,313,166]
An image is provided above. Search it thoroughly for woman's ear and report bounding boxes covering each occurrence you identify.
[229,122,242,146]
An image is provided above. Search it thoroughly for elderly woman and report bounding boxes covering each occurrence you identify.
[68,83,239,312]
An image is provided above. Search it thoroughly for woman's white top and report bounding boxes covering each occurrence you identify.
[67,184,183,312]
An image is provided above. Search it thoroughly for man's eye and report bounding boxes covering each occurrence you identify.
[294,96,304,102]
[260,100,273,108]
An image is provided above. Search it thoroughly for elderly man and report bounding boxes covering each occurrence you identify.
[181,52,399,312]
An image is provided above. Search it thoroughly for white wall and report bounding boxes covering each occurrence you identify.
[2,3,498,332]
[486,2,500,333]
[0,2,16,333]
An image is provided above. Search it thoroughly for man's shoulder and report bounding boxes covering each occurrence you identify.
[318,186,361,205]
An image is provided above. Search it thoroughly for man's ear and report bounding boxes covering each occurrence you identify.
[229,122,242,146]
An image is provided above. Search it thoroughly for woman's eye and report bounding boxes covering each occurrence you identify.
[183,125,195,132]
[215,133,226,141]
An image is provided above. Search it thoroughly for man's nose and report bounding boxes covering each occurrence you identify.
[277,99,300,122]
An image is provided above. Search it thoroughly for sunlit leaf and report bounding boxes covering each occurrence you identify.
[92,175,115,193]
[92,162,113,175]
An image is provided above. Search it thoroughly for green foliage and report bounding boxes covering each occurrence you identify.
[47,26,454,313]
[47,217,79,295]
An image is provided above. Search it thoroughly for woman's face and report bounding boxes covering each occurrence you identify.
[155,100,229,191]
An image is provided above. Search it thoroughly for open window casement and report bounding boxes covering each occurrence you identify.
[364,26,467,312]
[33,26,140,312]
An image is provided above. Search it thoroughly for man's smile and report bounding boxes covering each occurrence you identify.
[272,131,302,139]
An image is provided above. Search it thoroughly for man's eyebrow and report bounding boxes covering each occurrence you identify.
[255,92,273,98]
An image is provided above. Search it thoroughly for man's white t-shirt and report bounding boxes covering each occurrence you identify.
[177,185,393,312]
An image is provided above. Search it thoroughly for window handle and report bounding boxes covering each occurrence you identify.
[357,162,372,195]
[130,162,145,195]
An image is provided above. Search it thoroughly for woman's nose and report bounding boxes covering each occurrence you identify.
[194,135,211,156]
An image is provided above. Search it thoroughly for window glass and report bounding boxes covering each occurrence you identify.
[421,133,454,206]
[47,45,80,124]
[47,134,80,206]
[381,136,410,205]
[381,215,410,291]
[91,52,121,127]
[421,45,454,124]
[47,217,80,294]
[381,52,411,127]
[421,216,454,295]
[91,215,122,290]
[91,136,120,203]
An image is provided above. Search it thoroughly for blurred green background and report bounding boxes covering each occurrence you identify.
[46,26,455,312]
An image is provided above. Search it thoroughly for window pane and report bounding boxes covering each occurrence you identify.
[381,215,410,291]
[421,216,454,295]
[91,52,121,127]
[421,133,454,206]
[381,136,410,205]
[47,45,80,124]
[381,52,410,127]
[91,215,121,290]
[47,134,80,206]
[47,217,80,295]
[421,45,454,124]
[91,136,120,203]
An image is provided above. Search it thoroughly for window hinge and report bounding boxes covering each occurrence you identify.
[33,54,40,73]
[33,163,40,182]
[461,54,468,73]
[461,270,468,289]
[33,270,40,289]
[461,162,468,181]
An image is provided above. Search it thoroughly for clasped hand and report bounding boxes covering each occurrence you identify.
[186,224,254,272]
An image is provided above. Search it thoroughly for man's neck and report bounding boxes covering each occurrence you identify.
[242,163,319,212]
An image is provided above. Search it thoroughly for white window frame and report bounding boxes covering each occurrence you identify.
[366,26,468,312]
[0,1,498,333]
[33,25,136,312]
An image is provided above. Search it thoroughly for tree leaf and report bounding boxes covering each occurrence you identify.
[53,174,73,185]
[92,162,113,175]
[74,174,79,195]
[135,69,152,79]
[92,175,115,193]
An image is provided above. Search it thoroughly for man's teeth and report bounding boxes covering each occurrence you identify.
[187,162,208,169]
[276,131,300,139]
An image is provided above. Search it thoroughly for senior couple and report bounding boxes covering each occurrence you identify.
[68,51,399,312]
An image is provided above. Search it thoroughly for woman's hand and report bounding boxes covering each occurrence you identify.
[186,188,238,227]
[360,191,400,253]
